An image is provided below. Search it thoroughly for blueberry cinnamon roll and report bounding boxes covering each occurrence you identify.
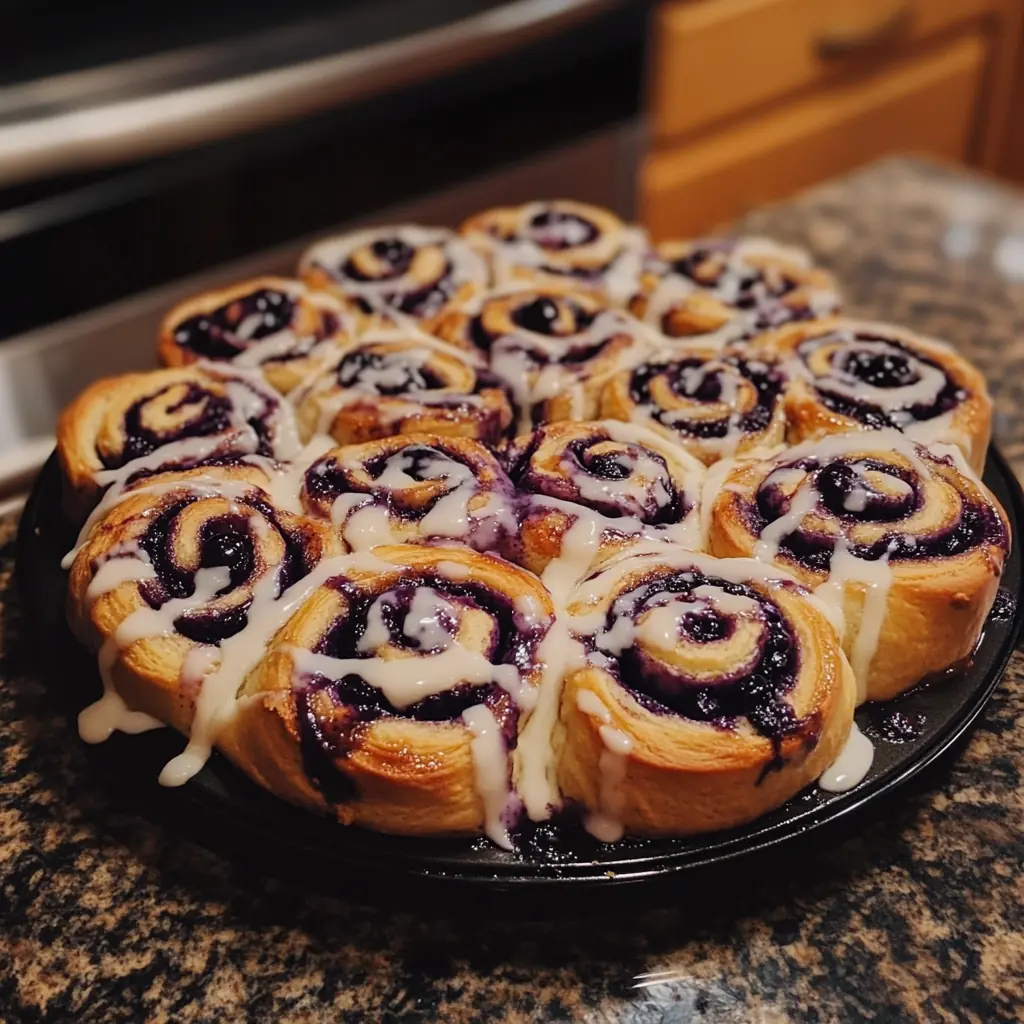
[67,483,339,784]
[560,546,855,839]
[502,420,706,586]
[460,201,647,303]
[291,331,513,447]
[707,430,1009,701]
[298,225,489,327]
[158,277,353,395]
[301,434,517,553]
[600,348,788,464]
[429,287,659,434]
[629,237,840,344]
[57,364,302,521]
[217,545,558,844]
[753,318,992,473]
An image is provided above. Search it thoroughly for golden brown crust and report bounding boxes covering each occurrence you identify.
[297,225,489,327]
[221,545,555,838]
[459,201,645,302]
[706,435,1009,701]
[749,317,992,474]
[67,485,340,737]
[157,276,352,394]
[502,419,706,576]
[56,363,299,522]
[599,347,789,465]
[291,333,513,446]
[628,236,839,339]
[558,549,855,835]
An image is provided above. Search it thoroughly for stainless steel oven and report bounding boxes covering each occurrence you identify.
[0,0,650,499]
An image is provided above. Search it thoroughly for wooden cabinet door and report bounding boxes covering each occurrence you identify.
[641,32,986,240]
[651,0,1002,141]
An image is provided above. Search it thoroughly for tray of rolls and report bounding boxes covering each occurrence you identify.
[16,200,1023,887]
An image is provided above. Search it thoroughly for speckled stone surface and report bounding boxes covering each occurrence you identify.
[3,157,1024,1023]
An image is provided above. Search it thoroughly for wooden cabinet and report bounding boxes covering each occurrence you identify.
[642,0,1023,238]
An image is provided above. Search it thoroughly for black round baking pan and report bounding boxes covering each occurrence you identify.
[15,448,1024,894]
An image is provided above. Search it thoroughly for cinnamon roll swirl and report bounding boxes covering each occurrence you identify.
[217,545,558,845]
[428,287,659,434]
[300,434,517,553]
[460,201,647,303]
[707,430,1009,701]
[502,420,706,586]
[752,318,991,473]
[298,225,489,326]
[67,482,338,782]
[57,364,302,521]
[158,277,352,394]
[291,331,513,446]
[559,546,855,839]
[600,348,788,464]
[629,237,840,344]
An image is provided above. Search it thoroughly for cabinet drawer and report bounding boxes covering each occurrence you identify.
[652,0,999,141]
[642,32,986,239]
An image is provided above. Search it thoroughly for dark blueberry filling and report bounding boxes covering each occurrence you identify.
[669,243,731,284]
[135,495,314,643]
[342,238,414,282]
[629,358,785,439]
[748,459,1007,572]
[527,210,598,250]
[560,437,686,524]
[805,334,965,424]
[315,573,544,674]
[591,569,808,748]
[510,297,596,336]
[295,680,516,805]
[394,280,451,319]
[294,571,546,797]
[336,350,445,395]
[105,384,234,469]
[172,288,295,360]
[121,452,252,489]
[815,460,918,521]
[841,349,920,389]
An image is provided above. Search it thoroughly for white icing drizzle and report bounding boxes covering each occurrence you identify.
[80,565,232,744]
[462,704,514,850]
[742,429,948,701]
[298,225,488,316]
[515,616,586,821]
[573,689,633,842]
[818,722,874,792]
[488,309,657,434]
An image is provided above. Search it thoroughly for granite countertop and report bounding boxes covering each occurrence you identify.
[3,157,1024,1023]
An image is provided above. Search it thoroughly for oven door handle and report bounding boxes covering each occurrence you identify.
[0,0,625,189]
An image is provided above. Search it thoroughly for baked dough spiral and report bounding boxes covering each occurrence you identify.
[300,433,517,552]
[291,331,513,446]
[428,286,659,434]
[57,364,302,521]
[158,277,352,395]
[67,481,339,782]
[751,318,992,473]
[629,236,840,344]
[298,225,489,326]
[707,429,1009,700]
[600,348,789,464]
[460,200,647,303]
[502,420,706,583]
[217,545,558,845]
[559,545,855,839]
